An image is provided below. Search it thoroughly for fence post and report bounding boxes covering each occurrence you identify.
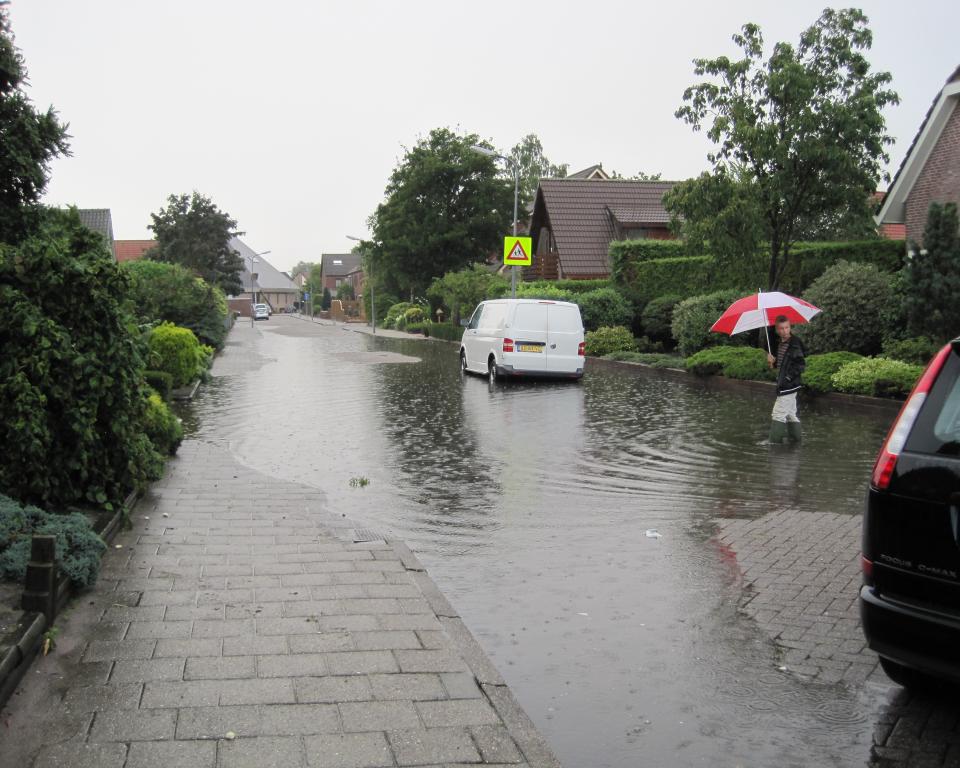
[22,535,57,625]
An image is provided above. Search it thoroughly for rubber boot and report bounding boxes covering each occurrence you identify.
[769,420,788,444]
[787,421,802,444]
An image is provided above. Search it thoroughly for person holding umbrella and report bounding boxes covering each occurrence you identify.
[709,291,820,445]
[766,315,806,444]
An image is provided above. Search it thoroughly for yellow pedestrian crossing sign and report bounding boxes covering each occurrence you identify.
[503,236,532,266]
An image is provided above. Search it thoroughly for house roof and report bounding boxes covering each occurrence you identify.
[76,209,114,243]
[321,253,362,277]
[530,179,676,276]
[566,164,610,180]
[231,237,297,294]
[114,239,156,262]
[877,65,960,225]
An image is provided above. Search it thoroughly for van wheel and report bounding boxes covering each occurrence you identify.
[488,358,498,384]
[459,351,467,375]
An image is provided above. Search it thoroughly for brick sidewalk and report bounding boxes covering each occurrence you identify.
[0,439,559,766]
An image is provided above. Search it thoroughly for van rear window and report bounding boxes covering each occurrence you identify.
[905,352,960,455]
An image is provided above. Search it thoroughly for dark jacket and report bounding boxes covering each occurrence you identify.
[772,336,806,395]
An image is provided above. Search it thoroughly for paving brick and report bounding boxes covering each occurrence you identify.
[141,680,222,708]
[126,620,194,639]
[258,653,328,677]
[111,657,185,682]
[324,651,399,675]
[218,677,296,705]
[295,675,373,703]
[415,698,500,727]
[256,703,341,736]
[62,682,143,712]
[164,605,226,621]
[387,726,481,765]
[154,637,223,658]
[217,736,306,768]
[304,732,394,768]
[351,630,422,651]
[125,739,217,768]
[377,615,443,632]
[185,655,256,680]
[394,650,468,674]
[339,700,422,731]
[368,673,447,701]
[223,635,289,656]
[33,742,127,768]
[89,708,177,742]
[471,724,525,764]
[440,673,483,699]
[176,705,261,739]
[288,632,354,654]
[192,619,254,638]
[84,639,157,662]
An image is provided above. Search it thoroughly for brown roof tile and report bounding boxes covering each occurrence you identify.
[114,239,156,262]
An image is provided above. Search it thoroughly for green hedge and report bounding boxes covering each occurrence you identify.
[671,289,749,357]
[832,357,923,399]
[524,279,611,294]
[584,326,635,357]
[143,392,182,456]
[881,336,943,367]
[144,370,173,400]
[148,323,201,388]
[427,322,463,342]
[0,493,106,587]
[686,346,775,381]
[803,352,864,394]
[641,294,682,344]
[612,254,717,305]
[609,240,690,264]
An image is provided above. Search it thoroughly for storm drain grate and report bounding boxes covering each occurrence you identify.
[352,528,385,543]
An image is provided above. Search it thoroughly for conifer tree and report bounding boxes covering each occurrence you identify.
[904,202,960,341]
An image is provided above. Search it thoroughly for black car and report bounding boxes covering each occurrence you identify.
[861,340,960,688]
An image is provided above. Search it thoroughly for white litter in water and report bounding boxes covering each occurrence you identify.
[645,529,662,539]
[577,612,589,617]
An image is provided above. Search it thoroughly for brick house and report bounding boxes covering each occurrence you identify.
[527,179,676,280]
[877,65,960,245]
[320,253,364,297]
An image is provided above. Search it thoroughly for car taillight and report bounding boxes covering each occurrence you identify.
[861,554,874,584]
[870,343,952,489]
[577,341,585,356]
[503,338,514,353]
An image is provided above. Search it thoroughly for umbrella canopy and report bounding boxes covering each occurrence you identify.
[710,291,821,335]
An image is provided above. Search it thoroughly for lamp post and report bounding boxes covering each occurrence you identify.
[469,145,520,298]
[346,235,374,335]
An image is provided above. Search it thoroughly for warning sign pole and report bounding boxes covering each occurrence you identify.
[511,167,519,298]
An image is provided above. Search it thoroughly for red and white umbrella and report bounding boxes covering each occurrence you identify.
[710,291,821,348]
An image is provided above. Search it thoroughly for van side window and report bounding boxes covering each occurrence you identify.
[467,305,483,330]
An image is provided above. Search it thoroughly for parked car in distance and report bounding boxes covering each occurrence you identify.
[459,299,585,383]
[253,303,270,321]
[861,340,960,688]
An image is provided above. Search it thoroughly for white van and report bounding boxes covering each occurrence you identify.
[459,299,585,382]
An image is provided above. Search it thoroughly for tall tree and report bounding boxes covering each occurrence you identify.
[148,192,244,296]
[674,8,898,289]
[290,261,315,279]
[903,203,960,341]
[369,127,513,296]
[0,3,70,244]
[507,133,567,211]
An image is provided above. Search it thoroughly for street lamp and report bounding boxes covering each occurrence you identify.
[469,144,520,298]
[247,250,269,326]
[346,235,375,335]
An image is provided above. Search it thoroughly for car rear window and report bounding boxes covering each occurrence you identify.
[905,350,960,455]
[513,304,548,331]
[549,305,582,333]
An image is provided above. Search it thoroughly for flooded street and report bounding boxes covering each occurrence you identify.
[184,316,916,767]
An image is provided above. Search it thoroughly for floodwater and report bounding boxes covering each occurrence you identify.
[183,316,901,768]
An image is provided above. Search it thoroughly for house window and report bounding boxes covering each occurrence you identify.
[336,279,343,287]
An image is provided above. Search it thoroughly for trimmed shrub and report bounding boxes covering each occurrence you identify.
[148,323,201,388]
[405,321,429,335]
[641,294,682,345]
[0,493,107,587]
[803,352,864,394]
[403,306,425,324]
[428,322,463,342]
[832,358,923,399]
[336,283,355,300]
[514,283,575,301]
[577,287,632,332]
[143,392,182,456]
[613,254,717,305]
[0,208,161,509]
[525,279,610,294]
[882,336,943,367]
[584,326,636,357]
[801,261,898,355]
[686,346,774,380]
[603,351,685,368]
[609,239,690,265]
[671,289,748,357]
[123,260,229,349]
[144,370,173,400]
[383,302,414,329]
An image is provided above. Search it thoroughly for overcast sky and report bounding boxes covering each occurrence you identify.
[9,1,959,273]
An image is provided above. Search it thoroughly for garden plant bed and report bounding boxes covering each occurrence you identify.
[0,491,133,710]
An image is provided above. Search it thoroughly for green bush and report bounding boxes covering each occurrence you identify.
[428,322,463,342]
[0,208,162,509]
[576,287,632,332]
[801,261,899,355]
[602,351,685,368]
[405,321,429,335]
[609,239,690,265]
[641,294,682,344]
[148,323,202,388]
[613,254,717,305]
[336,283,355,300]
[671,289,748,357]
[524,279,610,294]
[144,370,173,400]
[383,302,414,329]
[803,352,864,394]
[634,336,664,353]
[882,336,943,367]
[403,306,425,323]
[123,260,229,349]
[686,346,774,380]
[143,393,182,456]
[514,283,575,301]
[0,493,107,587]
[832,357,924,398]
[584,326,636,357]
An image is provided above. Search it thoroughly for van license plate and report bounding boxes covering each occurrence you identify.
[518,344,542,353]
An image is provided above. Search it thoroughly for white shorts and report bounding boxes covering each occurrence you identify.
[772,392,799,423]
